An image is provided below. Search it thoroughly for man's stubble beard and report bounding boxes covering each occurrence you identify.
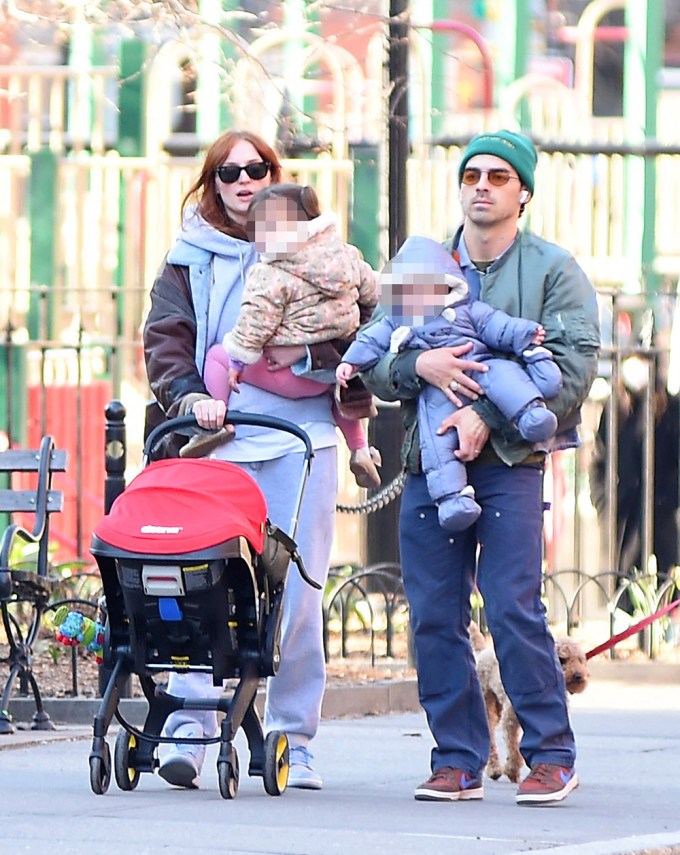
[465,201,516,230]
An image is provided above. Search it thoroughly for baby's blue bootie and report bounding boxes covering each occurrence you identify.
[517,403,558,442]
[438,486,482,532]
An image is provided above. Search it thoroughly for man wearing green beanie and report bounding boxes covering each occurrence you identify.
[457,129,538,195]
[362,130,600,806]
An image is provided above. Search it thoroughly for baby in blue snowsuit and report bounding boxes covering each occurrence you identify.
[336,236,562,532]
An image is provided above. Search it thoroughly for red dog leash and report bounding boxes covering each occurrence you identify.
[585,597,680,660]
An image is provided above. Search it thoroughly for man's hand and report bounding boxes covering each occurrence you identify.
[415,342,488,406]
[437,406,490,462]
[263,345,307,371]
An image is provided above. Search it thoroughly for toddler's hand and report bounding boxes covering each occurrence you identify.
[336,362,356,388]
[228,367,242,394]
[532,325,546,346]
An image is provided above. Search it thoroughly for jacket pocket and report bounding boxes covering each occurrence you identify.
[551,309,600,351]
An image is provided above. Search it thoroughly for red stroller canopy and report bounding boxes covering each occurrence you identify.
[94,458,267,555]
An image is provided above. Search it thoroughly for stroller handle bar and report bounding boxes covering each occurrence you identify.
[144,411,314,463]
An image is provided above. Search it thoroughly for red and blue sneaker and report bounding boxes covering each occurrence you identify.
[414,766,484,801]
[516,763,578,805]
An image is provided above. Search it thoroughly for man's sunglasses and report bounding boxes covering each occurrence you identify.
[215,162,271,184]
[461,167,520,187]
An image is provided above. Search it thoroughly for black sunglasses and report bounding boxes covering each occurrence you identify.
[461,167,520,187]
[215,162,271,184]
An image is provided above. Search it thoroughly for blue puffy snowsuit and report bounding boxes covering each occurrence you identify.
[343,295,562,531]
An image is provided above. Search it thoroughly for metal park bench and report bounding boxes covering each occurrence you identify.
[0,437,67,734]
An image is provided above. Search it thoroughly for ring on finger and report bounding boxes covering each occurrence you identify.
[450,380,459,391]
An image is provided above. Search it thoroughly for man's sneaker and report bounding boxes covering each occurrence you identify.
[287,745,323,790]
[158,723,206,789]
[414,767,484,802]
[516,763,578,805]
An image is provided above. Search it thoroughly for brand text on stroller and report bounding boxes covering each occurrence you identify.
[140,525,184,534]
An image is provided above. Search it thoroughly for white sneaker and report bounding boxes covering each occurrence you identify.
[158,723,205,789]
[287,745,323,790]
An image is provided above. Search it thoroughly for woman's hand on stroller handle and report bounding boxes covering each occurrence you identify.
[193,397,228,430]
[143,411,315,463]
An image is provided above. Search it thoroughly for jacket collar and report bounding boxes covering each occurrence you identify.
[447,225,520,276]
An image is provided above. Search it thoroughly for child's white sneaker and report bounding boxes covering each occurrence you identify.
[158,723,205,788]
[349,446,382,489]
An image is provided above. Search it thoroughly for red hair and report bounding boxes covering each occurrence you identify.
[181,130,283,239]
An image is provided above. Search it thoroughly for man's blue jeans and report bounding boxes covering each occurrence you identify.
[399,463,576,776]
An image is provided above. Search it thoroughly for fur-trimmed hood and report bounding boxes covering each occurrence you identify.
[259,213,369,300]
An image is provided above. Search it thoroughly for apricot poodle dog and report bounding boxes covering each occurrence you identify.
[469,622,589,783]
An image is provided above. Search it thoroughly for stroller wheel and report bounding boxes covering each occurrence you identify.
[263,731,289,796]
[89,741,112,795]
[114,728,141,791]
[218,749,240,800]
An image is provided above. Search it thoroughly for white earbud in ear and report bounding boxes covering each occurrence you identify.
[519,190,530,203]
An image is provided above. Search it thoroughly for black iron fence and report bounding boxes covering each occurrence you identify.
[4,295,680,568]
[4,557,679,702]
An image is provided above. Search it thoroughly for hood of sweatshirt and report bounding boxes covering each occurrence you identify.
[168,207,257,267]
[167,209,259,371]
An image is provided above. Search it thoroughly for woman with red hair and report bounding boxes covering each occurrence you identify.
[144,129,339,791]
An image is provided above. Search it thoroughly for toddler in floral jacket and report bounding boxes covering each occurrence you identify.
[182,183,382,489]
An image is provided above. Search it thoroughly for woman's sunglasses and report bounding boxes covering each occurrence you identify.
[215,162,271,184]
[461,167,520,187]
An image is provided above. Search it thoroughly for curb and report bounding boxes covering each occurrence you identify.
[3,659,679,750]
[586,658,680,683]
[1,679,421,749]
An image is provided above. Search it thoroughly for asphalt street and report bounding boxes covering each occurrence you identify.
[1,674,679,855]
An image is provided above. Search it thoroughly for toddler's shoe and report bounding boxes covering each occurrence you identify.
[438,485,481,532]
[158,723,205,789]
[522,345,552,362]
[516,402,558,442]
[522,347,562,397]
[334,381,378,420]
[179,427,233,459]
[349,446,382,489]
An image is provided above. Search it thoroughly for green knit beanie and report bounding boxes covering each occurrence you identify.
[458,130,538,193]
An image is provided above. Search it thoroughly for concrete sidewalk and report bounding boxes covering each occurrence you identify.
[1,661,679,855]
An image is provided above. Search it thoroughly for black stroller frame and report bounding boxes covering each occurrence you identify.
[89,412,318,799]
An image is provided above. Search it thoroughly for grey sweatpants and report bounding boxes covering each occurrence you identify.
[163,446,337,748]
